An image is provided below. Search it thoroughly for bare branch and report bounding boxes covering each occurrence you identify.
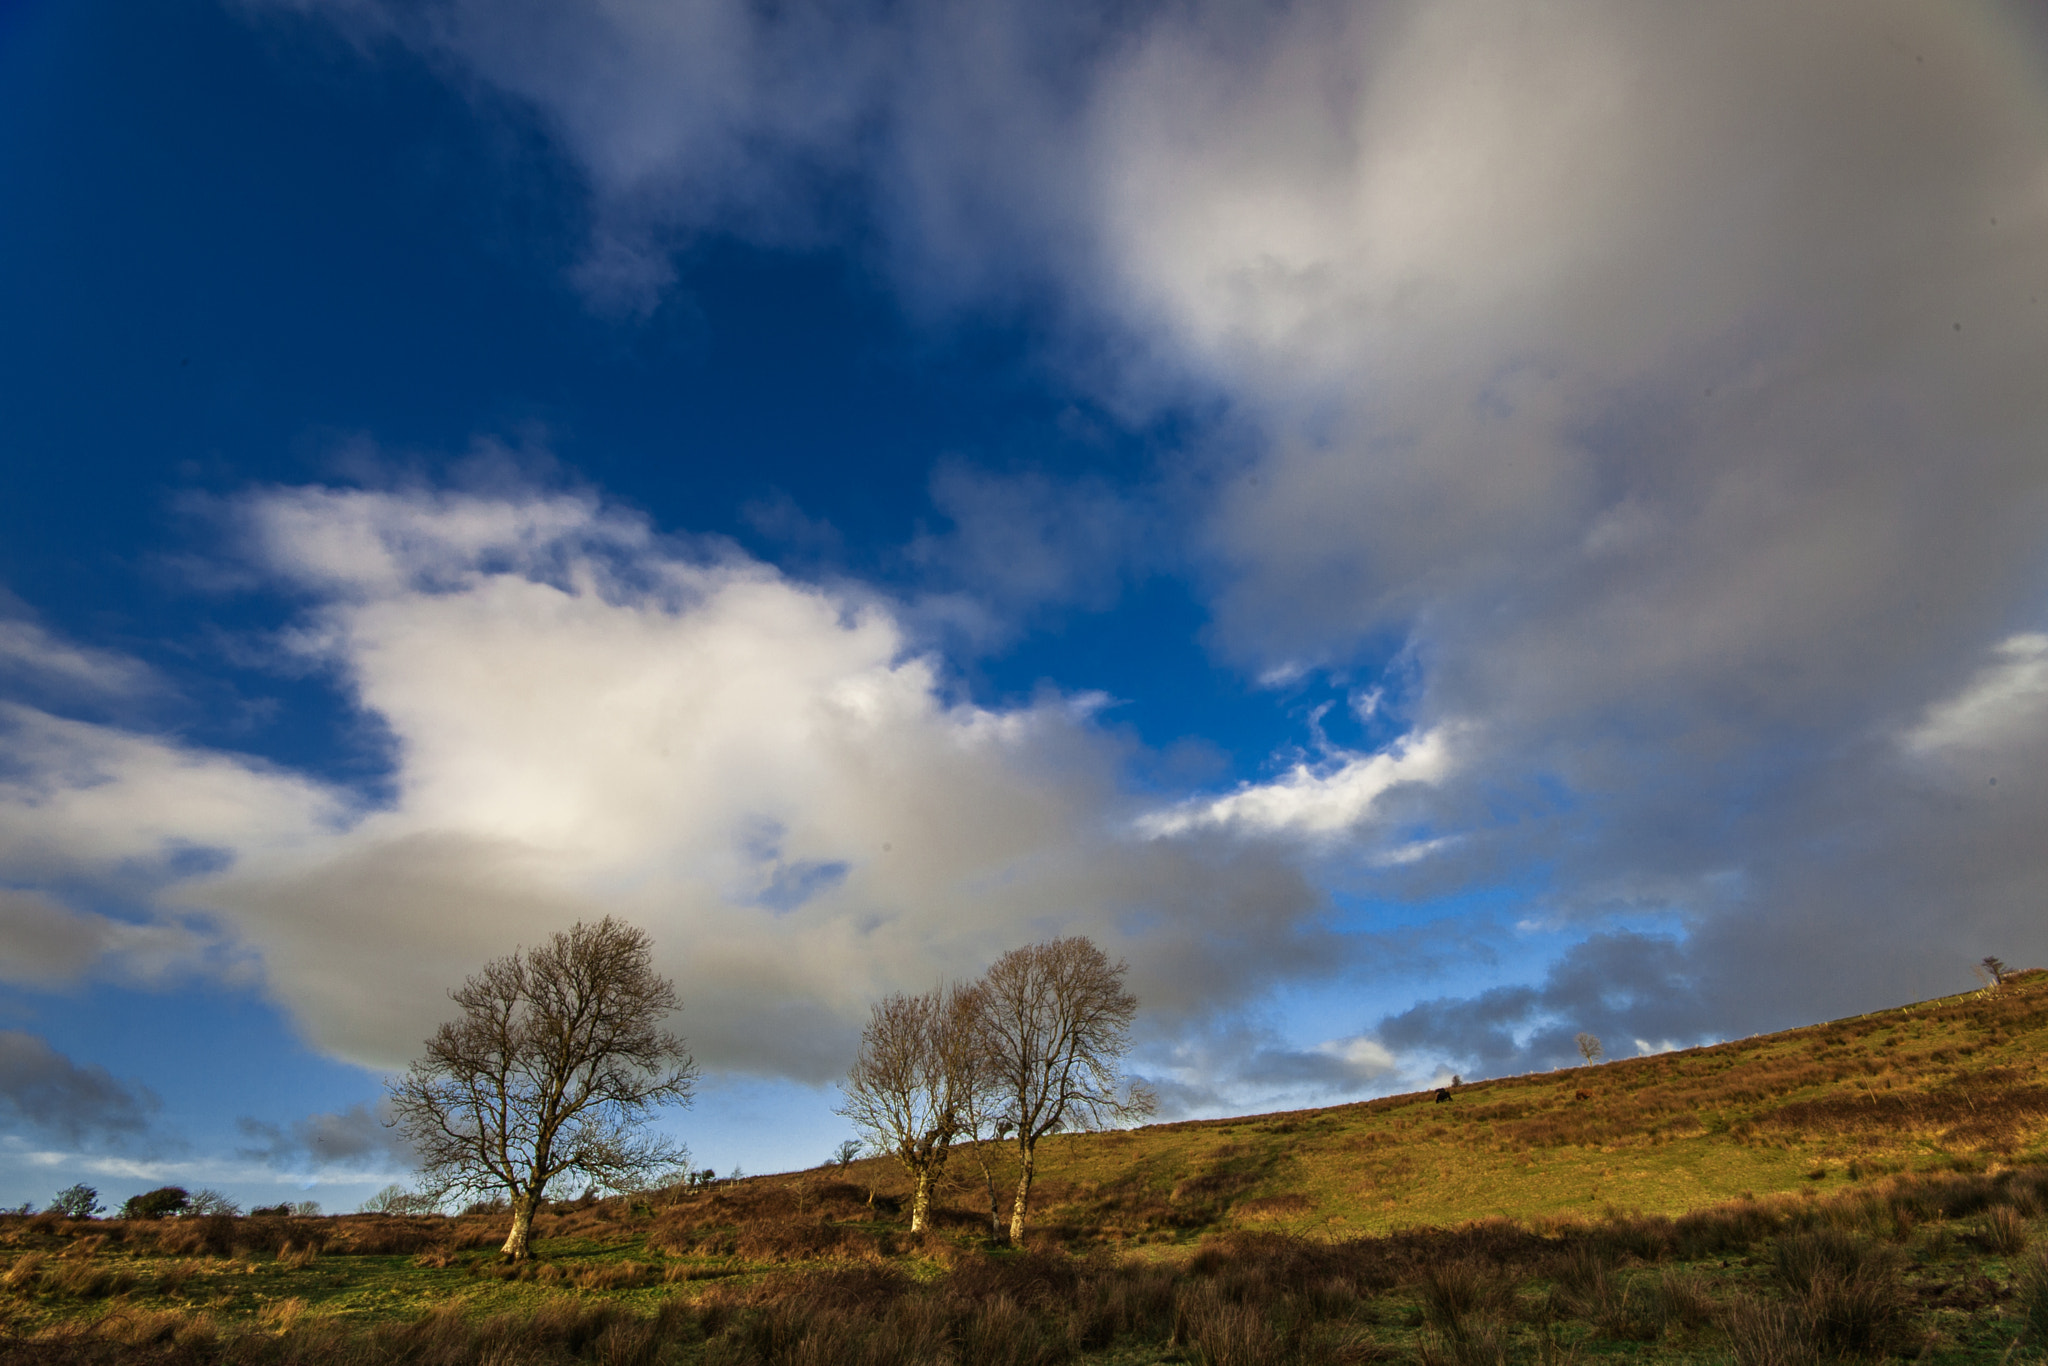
[975,936,1153,1243]
[386,916,695,1259]
[837,983,983,1233]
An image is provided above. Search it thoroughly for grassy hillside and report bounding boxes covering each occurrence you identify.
[2,971,2046,1363]
[878,967,2048,1241]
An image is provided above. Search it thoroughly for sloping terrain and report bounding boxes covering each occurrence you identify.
[843,969,2048,1239]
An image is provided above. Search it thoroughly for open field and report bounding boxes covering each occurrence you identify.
[4,971,2046,1363]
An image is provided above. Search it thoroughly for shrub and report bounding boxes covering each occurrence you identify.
[328,1216,442,1256]
[45,1185,102,1220]
[733,1216,850,1263]
[121,1186,190,1220]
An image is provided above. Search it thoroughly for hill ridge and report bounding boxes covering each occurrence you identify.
[819,969,2048,1239]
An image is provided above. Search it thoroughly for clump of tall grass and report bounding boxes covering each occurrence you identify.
[1546,1247,1660,1342]
[2011,1247,2048,1348]
[1768,1228,1916,1359]
[45,1259,135,1299]
[1718,1294,1809,1366]
[1975,1204,2029,1255]
[154,1258,211,1298]
[0,1253,43,1293]
[1648,1268,1715,1336]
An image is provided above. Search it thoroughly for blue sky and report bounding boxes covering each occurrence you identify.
[4,0,2048,1213]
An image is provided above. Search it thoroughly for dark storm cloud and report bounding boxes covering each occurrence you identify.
[1374,932,1715,1078]
[0,1032,159,1147]
[236,1100,416,1170]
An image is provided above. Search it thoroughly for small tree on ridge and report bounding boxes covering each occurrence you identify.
[977,937,1154,1244]
[838,984,982,1233]
[48,1184,102,1219]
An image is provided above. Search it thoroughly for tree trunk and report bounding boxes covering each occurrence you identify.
[910,1166,934,1234]
[980,1151,1002,1239]
[501,1191,538,1260]
[1007,1141,1036,1246]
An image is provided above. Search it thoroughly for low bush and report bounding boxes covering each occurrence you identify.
[120,1187,190,1221]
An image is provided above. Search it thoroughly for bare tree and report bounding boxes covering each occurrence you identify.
[830,1139,864,1170]
[837,984,982,1233]
[187,1189,241,1217]
[1575,1032,1604,1066]
[358,1184,438,1216]
[1977,956,2011,990]
[956,1065,1016,1239]
[977,937,1155,1244]
[388,916,696,1259]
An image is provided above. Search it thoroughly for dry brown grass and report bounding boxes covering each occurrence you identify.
[0,1167,2040,1365]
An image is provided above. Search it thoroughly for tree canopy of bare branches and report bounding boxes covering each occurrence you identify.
[388,916,696,1259]
[977,937,1154,1243]
[1575,1032,1604,1065]
[837,984,982,1233]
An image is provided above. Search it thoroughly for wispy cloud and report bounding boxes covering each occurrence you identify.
[0,616,158,700]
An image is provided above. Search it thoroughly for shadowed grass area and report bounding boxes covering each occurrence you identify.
[6,1167,2048,1362]
[3,972,2045,1361]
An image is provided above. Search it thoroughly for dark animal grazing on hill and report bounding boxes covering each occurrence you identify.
[1574,1089,1592,1101]
[1434,1089,1451,1103]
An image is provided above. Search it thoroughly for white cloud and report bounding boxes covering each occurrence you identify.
[0,487,1341,1085]
[1139,1019,1403,1119]
[0,704,347,880]
[1140,728,1450,841]
[1902,633,2048,760]
[1310,1035,1396,1076]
